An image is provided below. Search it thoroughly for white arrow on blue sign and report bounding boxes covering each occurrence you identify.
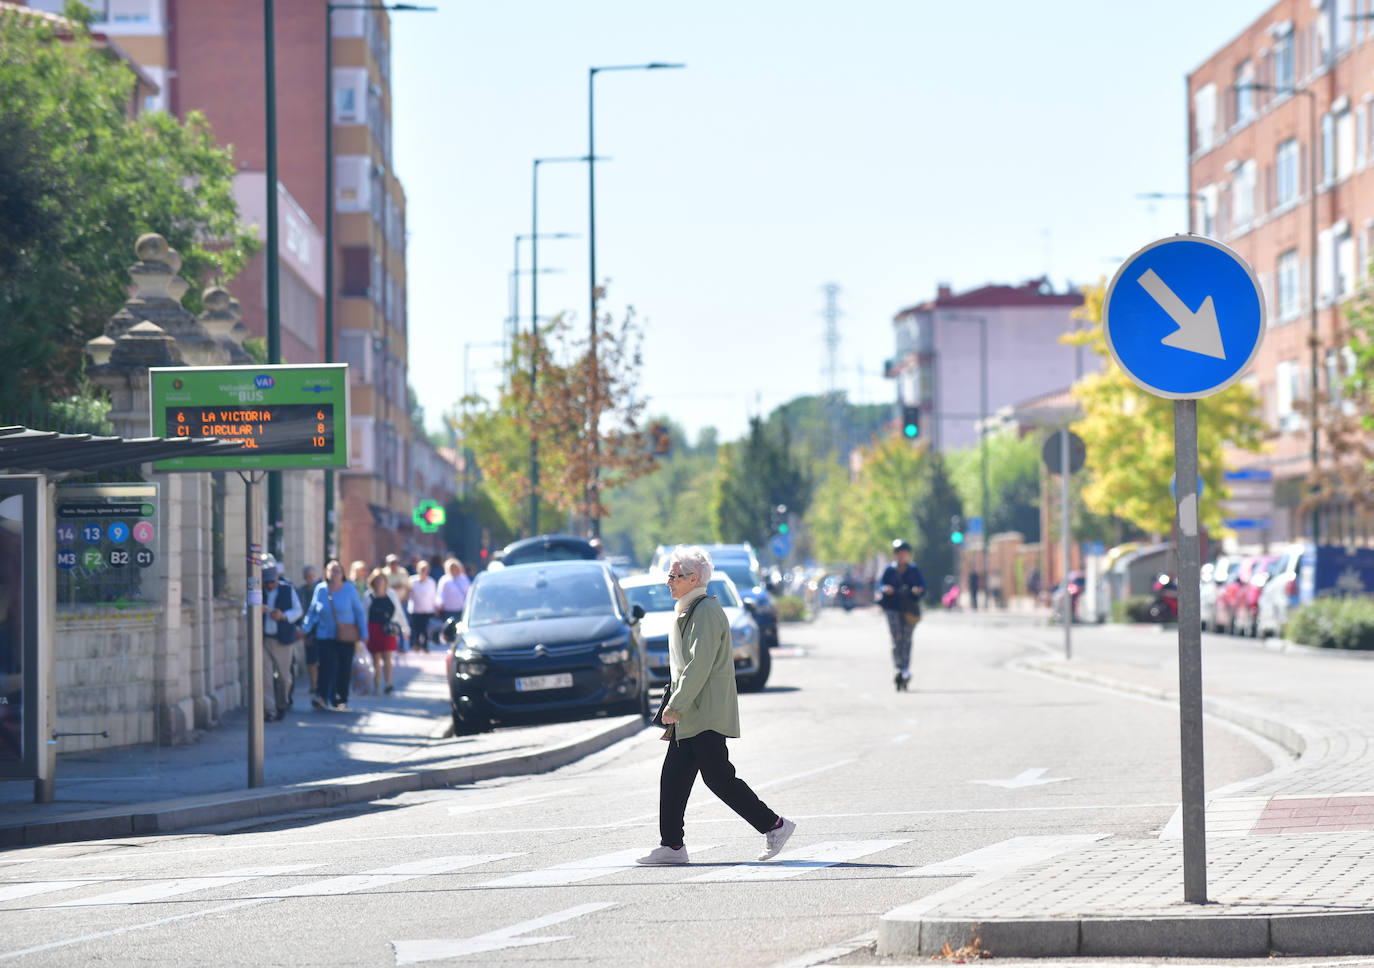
[1103,236,1266,400]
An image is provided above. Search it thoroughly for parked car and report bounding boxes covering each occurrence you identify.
[1231,554,1279,637]
[1199,555,1237,632]
[1213,555,1266,634]
[618,572,770,692]
[444,560,648,735]
[493,533,598,568]
[1257,545,1304,638]
[650,543,781,649]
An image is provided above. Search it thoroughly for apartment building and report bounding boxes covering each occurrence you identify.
[886,279,1091,452]
[1187,0,1372,546]
[30,0,456,569]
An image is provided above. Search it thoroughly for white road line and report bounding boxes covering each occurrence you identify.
[0,853,520,962]
[0,880,110,903]
[393,901,617,965]
[260,853,521,898]
[902,834,1108,877]
[446,792,574,817]
[688,839,908,883]
[479,846,718,888]
[49,864,321,908]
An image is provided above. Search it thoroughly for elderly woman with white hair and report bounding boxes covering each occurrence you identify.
[636,545,796,866]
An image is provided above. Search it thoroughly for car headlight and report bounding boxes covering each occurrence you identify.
[732,620,757,646]
[455,650,487,676]
[598,646,632,665]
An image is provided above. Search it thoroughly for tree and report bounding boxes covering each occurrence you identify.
[0,9,259,413]
[1063,283,1267,536]
[1306,282,1374,535]
[461,309,657,534]
[945,430,1042,540]
[765,393,893,461]
[710,417,812,549]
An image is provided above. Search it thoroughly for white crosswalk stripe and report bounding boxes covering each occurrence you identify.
[48,865,321,908]
[0,880,111,904]
[686,839,909,882]
[258,854,522,898]
[901,834,1108,877]
[479,846,719,888]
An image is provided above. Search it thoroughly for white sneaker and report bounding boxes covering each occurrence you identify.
[758,818,796,861]
[636,845,689,865]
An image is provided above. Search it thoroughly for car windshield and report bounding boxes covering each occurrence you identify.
[465,568,614,626]
[625,578,739,613]
[715,563,759,590]
[503,543,593,564]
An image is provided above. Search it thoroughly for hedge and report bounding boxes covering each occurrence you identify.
[775,595,808,623]
[1284,596,1374,650]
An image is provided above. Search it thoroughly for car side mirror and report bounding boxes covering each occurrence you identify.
[630,603,645,623]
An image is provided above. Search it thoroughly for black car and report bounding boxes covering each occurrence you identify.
[495,533,598,568]
[445,560,648,735]
[709,559,781,650]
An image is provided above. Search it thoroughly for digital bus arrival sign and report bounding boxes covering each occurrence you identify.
[149,364,350,471]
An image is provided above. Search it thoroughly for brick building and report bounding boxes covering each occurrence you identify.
[1187,0,1373,546]
[28,0,457,570]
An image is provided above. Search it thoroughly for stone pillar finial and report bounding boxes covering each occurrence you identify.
[103,233,229,365]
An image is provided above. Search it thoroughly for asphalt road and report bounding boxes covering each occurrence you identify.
[0,608,1277,967]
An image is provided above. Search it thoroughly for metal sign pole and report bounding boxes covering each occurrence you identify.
[1173,399,1207,903]
[1060,427,1072,658]
[242,472,264,788]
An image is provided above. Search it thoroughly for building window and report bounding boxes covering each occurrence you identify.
[1231,160,1256,232]
[1274,31,1295,89]
[1277,249,1301,321]
[1276,359,1305,431]
[1323,113,1337,183]
[1194,84,1217,153]
[1337,223,1356,297]
[1234,60,1255,126]
[341,246,372,298]
[1334,0,1353,54]
[1196,185,1218,237]
[1276,138,1299,207]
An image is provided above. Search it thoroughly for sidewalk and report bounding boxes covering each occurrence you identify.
[878,618,1374,958]
[0,651,644,848]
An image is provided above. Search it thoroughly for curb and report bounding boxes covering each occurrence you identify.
[0,715,646,849]
[880,908,1374,958]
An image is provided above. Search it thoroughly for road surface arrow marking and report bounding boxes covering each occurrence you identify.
[392,901,616,965]
[1137,268,1226,359]
[970,767,1072,789]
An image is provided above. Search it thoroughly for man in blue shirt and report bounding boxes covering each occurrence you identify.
[878,539,925,692]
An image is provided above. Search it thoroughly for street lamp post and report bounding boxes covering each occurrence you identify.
[1234,81,1320,541]
[532,157,588,535]
[941,313,990,600]
[323,1,434,567]
[586,62,684,536]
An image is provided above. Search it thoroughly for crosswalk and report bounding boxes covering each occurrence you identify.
[0,839,905,916]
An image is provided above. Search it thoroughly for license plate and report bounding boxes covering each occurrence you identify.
[515,673,573,692]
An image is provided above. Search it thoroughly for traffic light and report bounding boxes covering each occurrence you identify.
[950,514,964,545]
[412,500,446,534]
[902,405,920,439]
[778,522,789,535]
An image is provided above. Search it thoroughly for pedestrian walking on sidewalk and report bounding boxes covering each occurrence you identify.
[302,560,368,711]
[365,569,408,694]
[383,554,411,650]
[260,560,303,722]
[437,557,470,624]
[879,539,925,692]
[636,545,796,867]
[300,564,324,694]
[408,559,439,652]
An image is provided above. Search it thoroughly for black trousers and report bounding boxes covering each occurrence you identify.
[659,729,778,848]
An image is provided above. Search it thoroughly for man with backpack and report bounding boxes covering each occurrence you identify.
[262,559,304,722]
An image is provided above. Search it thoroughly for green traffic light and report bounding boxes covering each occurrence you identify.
[950,532,964,544]
[904,423,917,438]
[778,523,789,535]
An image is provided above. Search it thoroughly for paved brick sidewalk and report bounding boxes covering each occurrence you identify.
[876,617,1374,958]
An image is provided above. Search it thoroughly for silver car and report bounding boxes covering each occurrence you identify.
[1257,545,1304,638]
[619,572,770,692]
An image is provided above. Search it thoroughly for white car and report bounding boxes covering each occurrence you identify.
[1257,545,1304,638]
[619,572,770,692]
[1199,555,1237,632]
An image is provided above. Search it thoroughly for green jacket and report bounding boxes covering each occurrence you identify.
[667,591,741,740]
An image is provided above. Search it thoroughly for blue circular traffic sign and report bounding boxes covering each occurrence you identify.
[1103,236,1265,399]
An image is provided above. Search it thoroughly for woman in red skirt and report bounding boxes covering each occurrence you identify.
[365,569,408,694]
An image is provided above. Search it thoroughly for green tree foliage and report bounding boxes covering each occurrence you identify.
[945,430,1042,541]
[0,10,259,413]
[765,394,893,460]
[805,434,962,582]
[710,416,812,548]
[1063,284,1266,536]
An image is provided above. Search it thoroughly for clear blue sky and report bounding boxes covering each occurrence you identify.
[392,0,1264,444]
